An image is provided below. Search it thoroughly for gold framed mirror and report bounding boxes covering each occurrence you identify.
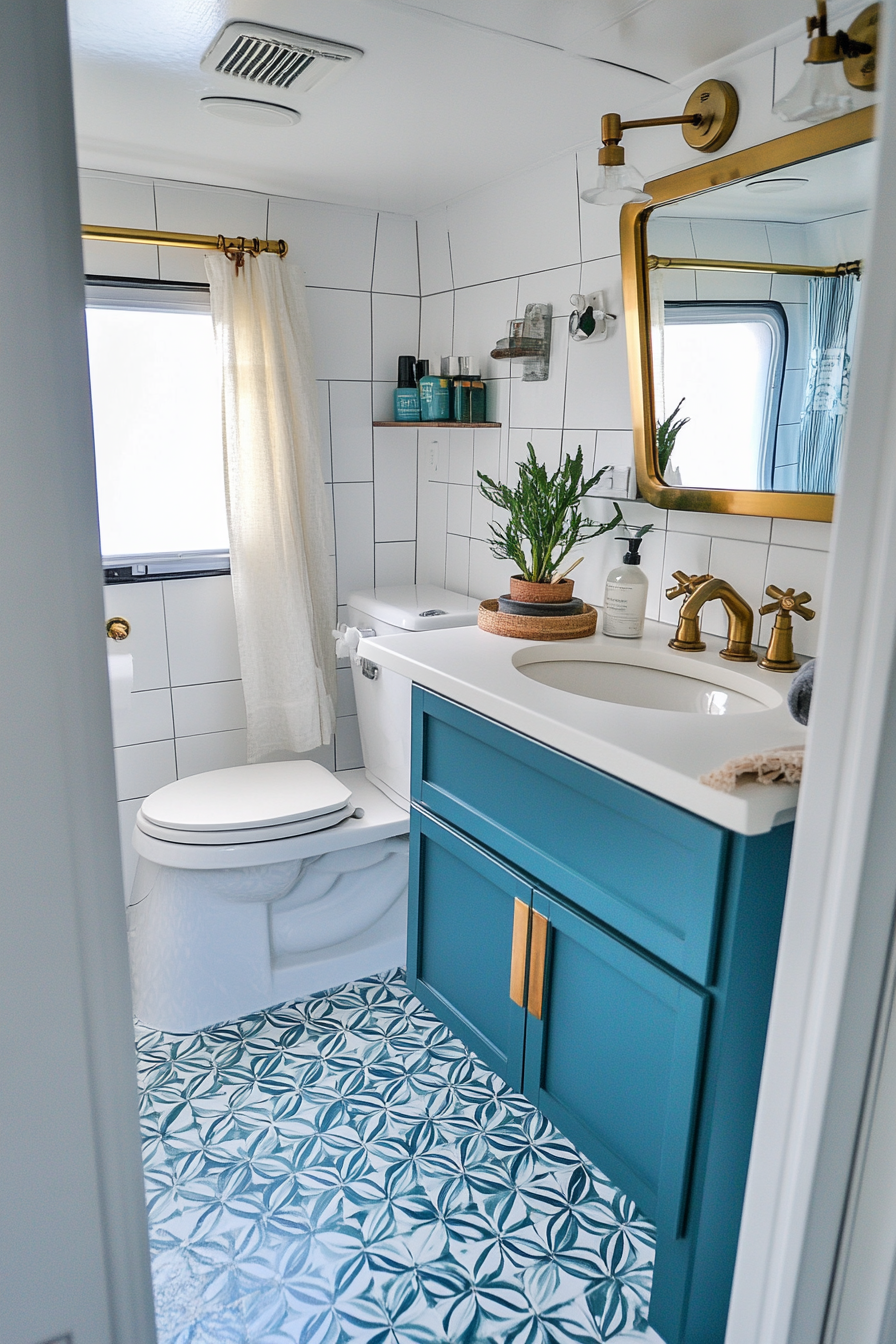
[621,106,875,521]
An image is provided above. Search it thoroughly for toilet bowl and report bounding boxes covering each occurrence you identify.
[127,584,479,1033]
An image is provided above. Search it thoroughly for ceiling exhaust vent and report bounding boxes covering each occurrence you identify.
[201,22,362,97]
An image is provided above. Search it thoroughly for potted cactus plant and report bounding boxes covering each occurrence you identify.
[477,443,624,603]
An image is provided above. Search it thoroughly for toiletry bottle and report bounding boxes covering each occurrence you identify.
[453,361,486,422]
[393,355,420,421]
[418,360,451,421]
[603,535,649,637]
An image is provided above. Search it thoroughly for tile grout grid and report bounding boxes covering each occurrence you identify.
[137,968,654,1343]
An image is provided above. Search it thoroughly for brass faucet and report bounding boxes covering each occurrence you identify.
[665,571,713,651]
[669,576,757,662]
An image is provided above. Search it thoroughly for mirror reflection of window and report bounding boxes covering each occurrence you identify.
[661,302,786,491]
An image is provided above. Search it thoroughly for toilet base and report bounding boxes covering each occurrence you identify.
[272,892,407,1005]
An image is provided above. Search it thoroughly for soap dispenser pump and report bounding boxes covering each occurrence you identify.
[603,531,649,638]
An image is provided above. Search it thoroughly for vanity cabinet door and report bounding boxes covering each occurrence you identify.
[407,807,530,1090]
[522,891,708,1235]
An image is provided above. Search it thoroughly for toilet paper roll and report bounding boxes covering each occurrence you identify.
[107,652,134,711]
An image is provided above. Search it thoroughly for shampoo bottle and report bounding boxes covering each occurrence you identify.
[603,534,649,638]
[393,355,420,421]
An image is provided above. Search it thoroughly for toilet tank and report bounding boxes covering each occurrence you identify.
[345,585,479,808]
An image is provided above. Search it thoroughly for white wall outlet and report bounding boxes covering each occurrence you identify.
[590,466,632,498]
[425,430,450,482]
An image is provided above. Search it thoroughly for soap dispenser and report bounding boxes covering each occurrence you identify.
[603,532,649,638]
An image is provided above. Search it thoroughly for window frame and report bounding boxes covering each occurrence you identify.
[663,299,788,493]
[85,275,230,584]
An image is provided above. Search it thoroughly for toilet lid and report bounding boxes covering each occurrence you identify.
[140,761,353,833]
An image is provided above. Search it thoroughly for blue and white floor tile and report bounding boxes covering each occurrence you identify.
[136,968,655,1344]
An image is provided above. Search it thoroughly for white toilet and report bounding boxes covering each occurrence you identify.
[127,584,479,1032]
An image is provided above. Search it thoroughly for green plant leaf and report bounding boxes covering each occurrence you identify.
[656,397,689,476]
[477,444,624,582]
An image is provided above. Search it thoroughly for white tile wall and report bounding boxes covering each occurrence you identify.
[267,197,377,290]
[164,575,241,686]
[306,288,372,381]
[172,680,246,738]
[329,381,373,482]
[334,482,375,602]
[154,184,268,283]
[80,172,159,279]
[373,429,417,541]
[176,728,249,779]
[372,293,421,382]
[372,213,420,296]
[413,36,839,652]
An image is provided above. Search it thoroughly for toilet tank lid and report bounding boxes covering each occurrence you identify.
[347,584,480,631]
[140,761,352,832]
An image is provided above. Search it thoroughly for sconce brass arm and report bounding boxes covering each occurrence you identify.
[671,577,757,662]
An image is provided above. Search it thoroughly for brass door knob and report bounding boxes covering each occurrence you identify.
[106,617,131,641]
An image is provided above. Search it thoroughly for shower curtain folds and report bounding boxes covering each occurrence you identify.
[206,252,336,762]
[798,273,856,495]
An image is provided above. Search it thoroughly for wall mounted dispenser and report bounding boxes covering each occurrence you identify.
[490,303,552,381]
[569,292,616,342]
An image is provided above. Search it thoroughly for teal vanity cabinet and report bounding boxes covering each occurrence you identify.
[407,687,793,1344]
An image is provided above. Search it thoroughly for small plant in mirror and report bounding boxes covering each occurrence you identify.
[657,397,689,479]
[477,443,624,583]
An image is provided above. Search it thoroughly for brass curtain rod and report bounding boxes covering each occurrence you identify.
[647,254,861,278]
[82,224,288,256]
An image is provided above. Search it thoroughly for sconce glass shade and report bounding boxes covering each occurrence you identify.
[773,59,856,123]
[580,161,651,206]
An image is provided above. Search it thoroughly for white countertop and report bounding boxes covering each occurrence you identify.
[359,617,807,836]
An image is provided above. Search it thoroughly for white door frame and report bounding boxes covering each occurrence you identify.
[0,5,156,1342]
[727,4,896,1339]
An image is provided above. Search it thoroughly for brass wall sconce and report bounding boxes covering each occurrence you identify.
[580,79,739,206]
[774,1,878,124]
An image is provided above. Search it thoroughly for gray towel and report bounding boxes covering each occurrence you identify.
[788,659,815,725]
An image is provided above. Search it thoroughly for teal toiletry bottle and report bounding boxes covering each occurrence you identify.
[393,355,420,421]
[453,373,486,422]
[419,362,451,421]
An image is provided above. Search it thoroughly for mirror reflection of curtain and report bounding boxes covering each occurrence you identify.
[650,270,665,424]
[797,275,856,493]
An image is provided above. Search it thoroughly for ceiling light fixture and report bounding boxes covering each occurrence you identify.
[746,177,810,193]
[773,1,878,124]
[581,80,739,207]
[200,97,301,126]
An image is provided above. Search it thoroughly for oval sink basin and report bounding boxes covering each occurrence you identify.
[513,649,782,715]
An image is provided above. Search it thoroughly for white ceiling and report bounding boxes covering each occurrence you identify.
[68,0,813,214]
[653,140,878,222]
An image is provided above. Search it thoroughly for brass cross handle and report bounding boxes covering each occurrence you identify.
[665,570,712,602]
[758,586,814,671]
[758,585,815,621]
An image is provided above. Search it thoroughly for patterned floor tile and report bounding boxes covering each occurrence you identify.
[137,969,654,1343]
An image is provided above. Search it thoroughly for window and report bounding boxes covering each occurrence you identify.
[85,279,229,580]
[662,302,787,491]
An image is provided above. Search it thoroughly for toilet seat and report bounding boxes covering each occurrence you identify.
[137,760,354,847]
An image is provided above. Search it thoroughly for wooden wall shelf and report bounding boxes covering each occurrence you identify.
[373,421,501,428]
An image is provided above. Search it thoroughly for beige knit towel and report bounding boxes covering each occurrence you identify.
[700,745,805,794]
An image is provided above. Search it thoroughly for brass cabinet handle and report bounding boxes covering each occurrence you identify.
[509,898,530,1007]
[527,911,549,1019]
[106,617,131,641]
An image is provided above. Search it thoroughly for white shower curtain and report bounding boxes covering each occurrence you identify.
[205,251,336,763]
